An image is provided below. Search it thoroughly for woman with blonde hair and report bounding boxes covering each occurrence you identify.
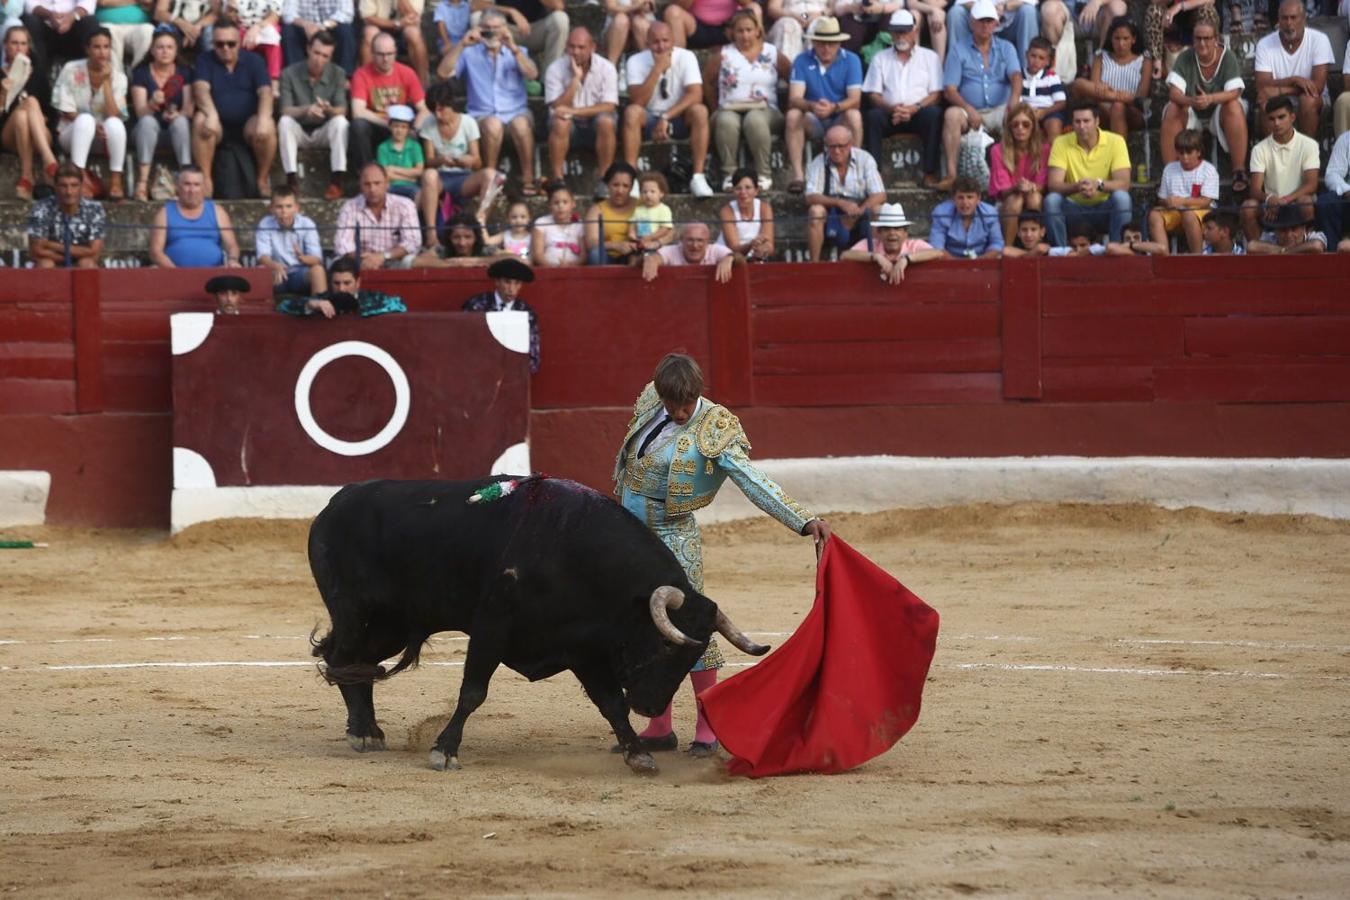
[987,102,1048,245]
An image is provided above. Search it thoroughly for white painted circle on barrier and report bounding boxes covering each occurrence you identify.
[294,341,411,457]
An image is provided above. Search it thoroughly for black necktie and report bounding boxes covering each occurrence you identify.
[637,416,671,458]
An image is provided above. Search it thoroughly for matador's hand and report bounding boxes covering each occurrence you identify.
[803,518,832,562]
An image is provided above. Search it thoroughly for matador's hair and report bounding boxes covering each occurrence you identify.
[653,353,703,404]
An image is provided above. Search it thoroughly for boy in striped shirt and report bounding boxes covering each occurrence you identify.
[1021,37,1067,139]
[1147,128,1220,254]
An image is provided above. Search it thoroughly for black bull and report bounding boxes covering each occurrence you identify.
[308,477,768,774]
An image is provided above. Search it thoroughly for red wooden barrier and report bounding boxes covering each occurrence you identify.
[2,256,1350,527]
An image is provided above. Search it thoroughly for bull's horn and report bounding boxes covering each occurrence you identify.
[649,586,697,646]
[715,610,770,656]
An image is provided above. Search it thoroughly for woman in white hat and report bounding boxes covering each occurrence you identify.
[840,201,944,283]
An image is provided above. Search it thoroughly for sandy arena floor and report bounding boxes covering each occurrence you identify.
[1,503,1348,898]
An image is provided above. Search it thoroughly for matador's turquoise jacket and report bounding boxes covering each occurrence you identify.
[612,382,814,534]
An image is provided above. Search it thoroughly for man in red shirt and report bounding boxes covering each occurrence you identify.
[349,32,430,175]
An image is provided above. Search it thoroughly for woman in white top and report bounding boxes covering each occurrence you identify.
[1071,16,1151,138]
[532,182,586,266]
[703,9,790,191]
[54,27,129,199]
[417,82,504,247]
[718,166,775,258]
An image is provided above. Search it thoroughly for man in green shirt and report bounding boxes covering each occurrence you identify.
[1043,100,1132,246]
[278,30,350,200]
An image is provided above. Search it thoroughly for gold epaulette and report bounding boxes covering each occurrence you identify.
[627,382,662,429]
[694,403,747,458]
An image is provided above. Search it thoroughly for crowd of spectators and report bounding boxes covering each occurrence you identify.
[7,0,1350,273]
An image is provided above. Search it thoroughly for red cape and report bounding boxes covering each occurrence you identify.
[699,537,939,778]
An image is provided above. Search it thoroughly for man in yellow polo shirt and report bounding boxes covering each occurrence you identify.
[1044,100,1133,247]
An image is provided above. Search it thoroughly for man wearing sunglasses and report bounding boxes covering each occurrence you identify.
[619,21,713,197]
[192,18,277,197]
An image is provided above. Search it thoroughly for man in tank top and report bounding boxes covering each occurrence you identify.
[148,164,241,267]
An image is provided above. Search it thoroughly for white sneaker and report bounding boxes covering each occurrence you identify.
[721,175,733,192]
[689,172,713,197]
[758,175,773,192]
[630,179,640,198]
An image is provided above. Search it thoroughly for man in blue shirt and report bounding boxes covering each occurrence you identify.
[255,186,326,296]
[929,176,1005,257]
[783,16,862,194]
[938,0,1021,190]
[436,8,540,194]
[192,20,276,198]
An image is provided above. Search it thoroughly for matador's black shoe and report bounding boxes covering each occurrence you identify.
[610,732,679,753]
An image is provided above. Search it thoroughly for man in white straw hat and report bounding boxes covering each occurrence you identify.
[840,201,944,283]
[783,15,863,194]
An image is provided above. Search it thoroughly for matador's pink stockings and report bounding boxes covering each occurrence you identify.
[637,669,721,744]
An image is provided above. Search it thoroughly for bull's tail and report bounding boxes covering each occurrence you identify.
[309,624,430,685]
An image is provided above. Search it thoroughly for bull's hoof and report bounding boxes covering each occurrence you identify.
[624,751,658,776]
[429,749,461,771]
[347,733,386,752]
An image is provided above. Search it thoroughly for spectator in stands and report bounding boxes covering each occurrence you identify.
[939,0,1022,191]
[664,0,744,49]
[1201,208,1244,253]
[97,0,154,75]
[930,175,1004,257]
[334,161,420,268]
[1020,36,1066,139]
[862,11,942,190]
[481,198,532,256]
[641,220,742,282]
[21,0,100,81]
[1241,96,1320,239]
[462,256,540,373]
[358,0,428,85]
[26,162,105,267]
[276,256,407,315]
[840,201,943,284]
[206,273,248,313]
[1247,200,1328,252]
[1071,16,1151,139]
[804,122,887,261]
[255,184,326,294]
[1316,127,1349,248]
[705,9,789,191]
[1254,0,1332,137]
[2,24,59,201]
[1336,35,1350,138]
[1147,127,1218,253]
[948,0,1038,67]
[1143,0,1219,83]
[438,9,538,196]
[989,102,1048,245]
[765,0,827,62]
[413,212,491,266]
[497,0,567,73]
[718,166,773,258]
[417,79,503,245]
[225,0,283,84]
[131,25,193,202]
[54,27,128,200]
[1044,100,1132,245]
[630,170,675,249]
[544,27,618,196]
[434,0,470,59]
[351,30,427,178]
[281,0,355,74]
[532,182,585,266]
[152,0,217,50]
[602,0,653,67]
[1001,210,1050,256]
[192,18,276,197]
[277,28,347,200]
[784,15,862,195]
[1040,0,1128,53]
[376,102,423,197]
[1046,221,1105,255]
[1105,220,1169,255]
[1160,20,1247,193]
[148,164,241,266]
[584,160,638,262]
[620,20,714,198]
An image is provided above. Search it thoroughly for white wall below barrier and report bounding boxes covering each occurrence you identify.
[0,471,50,527]
[698,456,1350,524]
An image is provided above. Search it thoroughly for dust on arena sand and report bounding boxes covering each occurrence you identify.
[2,504,1348,898]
